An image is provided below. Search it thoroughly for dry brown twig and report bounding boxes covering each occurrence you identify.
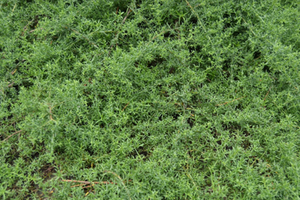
[48,104,56,121]
[8,82,14,87]
[62,173,132,198]
[104,170,132,200]
[65,27,99,49]
[1,130,23,143]
[62,179,117,185]
[62,177,132,197]
[84,188,93,197]
[122,102,130,111]
[263,87,272,102]
[108,8,132,56]
[21,19,35,36]
[216,96,245,106]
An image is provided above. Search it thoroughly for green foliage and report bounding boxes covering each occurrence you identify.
[1,0,300,199]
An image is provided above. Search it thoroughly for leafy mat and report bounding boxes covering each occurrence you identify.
[1,0,299,199]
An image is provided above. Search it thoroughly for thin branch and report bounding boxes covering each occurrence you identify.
[62,179,116,185]
[263,87,271,102]
[122,9,132,25]
[12,3,17,12]
[48,104,56,121]
[108,8,132,56]
[8,82,14,88]
[67,27,99,49]
[84,188,93,197]
[1,130,23,143]
[185,0,206,32]
[104,170,132,200]
[216,96,246,106]
[71,184,88,188]
[21,19,35,36]
[122,102,130,112]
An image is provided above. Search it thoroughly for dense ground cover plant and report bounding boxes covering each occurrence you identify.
[1,0,299,199]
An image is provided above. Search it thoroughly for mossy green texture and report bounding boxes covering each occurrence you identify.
[1,0,299,199]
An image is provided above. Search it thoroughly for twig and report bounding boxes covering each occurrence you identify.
[121,9,132,24]
[8,82,14,88]
[82,185,95,189]
[62,179,116,185]
[1,130,23,143]
[104,170,132,200]
[242,18,257,36]
[12,3,17,12]
[108,8,132,56]
[71,184,88,188]
[185,0,206,32]
[216,96,245,106]
[263,87,271,102]
[84,188,93,197]
[122,102,130,111]
[48,104,56,121]
[69,27,99,49]
[21,19,35,36]
[11,69,17,75]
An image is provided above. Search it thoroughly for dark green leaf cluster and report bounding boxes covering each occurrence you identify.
[1,0,299,199]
